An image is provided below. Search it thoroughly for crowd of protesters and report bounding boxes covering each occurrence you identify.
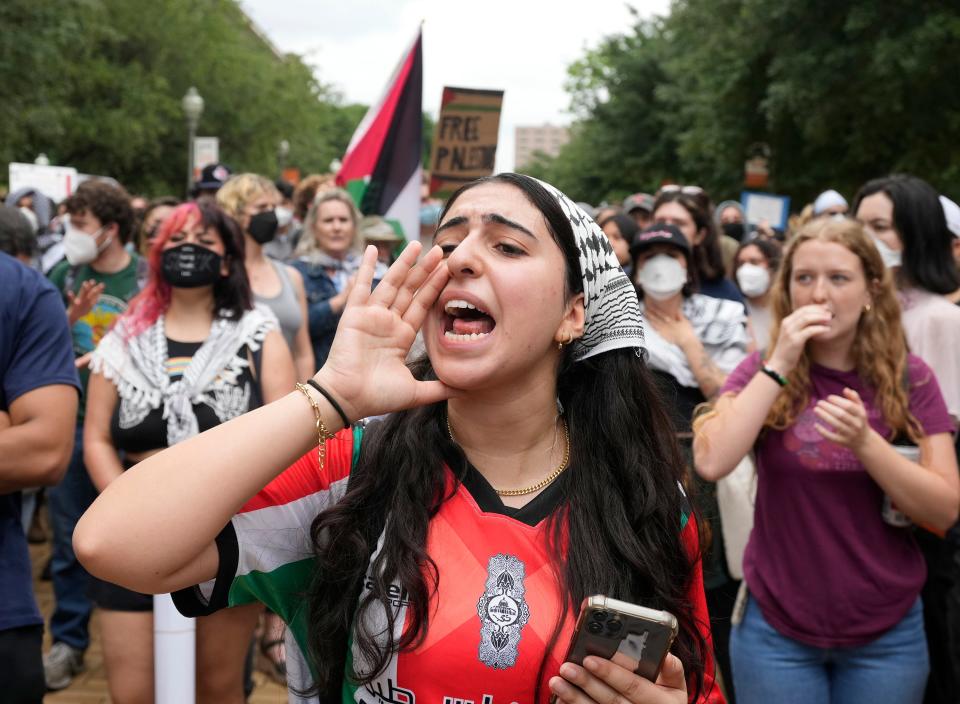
[1,164,958,704]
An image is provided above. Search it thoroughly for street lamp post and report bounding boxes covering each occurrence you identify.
[182,87,204,198]
[277,139,290,179]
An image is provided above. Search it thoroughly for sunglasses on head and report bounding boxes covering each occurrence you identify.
[658,185,705,196]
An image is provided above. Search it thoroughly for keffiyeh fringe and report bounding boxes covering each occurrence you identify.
[91,305,279,446]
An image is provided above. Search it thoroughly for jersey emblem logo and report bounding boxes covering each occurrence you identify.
[477,553,530,669]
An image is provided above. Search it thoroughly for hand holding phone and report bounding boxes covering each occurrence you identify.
[550,596,684,703]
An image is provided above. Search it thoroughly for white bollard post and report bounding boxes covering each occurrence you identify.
[154,593,196,703]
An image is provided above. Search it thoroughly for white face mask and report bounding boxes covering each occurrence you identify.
[736,263,771,298]
[63,219,110,266]
[275,206,293,229]
[636,253,687,300]
[871,235,902,269]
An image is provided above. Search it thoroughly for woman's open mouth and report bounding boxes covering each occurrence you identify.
[442,299,496,341]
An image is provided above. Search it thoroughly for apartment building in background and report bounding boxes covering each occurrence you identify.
[514,124,570,170]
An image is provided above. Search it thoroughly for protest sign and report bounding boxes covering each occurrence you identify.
[742,191,791,231]
[429,87,504,198]
[9,162,78,203]
[193,137,220,179]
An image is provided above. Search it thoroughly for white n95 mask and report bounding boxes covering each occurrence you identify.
[63,220,110,265]
[736,263,771,298]
[871,235,902,269]
[636,254,687,300]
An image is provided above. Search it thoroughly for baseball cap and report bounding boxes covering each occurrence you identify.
[194,163,233,192]
[629,223,691,260]
[623,193,655,213]
[813,189,848,216]
[420,203,443,227]
[360,215,402,242]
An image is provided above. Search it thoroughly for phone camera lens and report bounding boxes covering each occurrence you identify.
[593,610,608,622]
[587,620,604,634]
[606,619,623,635]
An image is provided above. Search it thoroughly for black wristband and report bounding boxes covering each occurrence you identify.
[760,365,788,387]
[306,380,352,428]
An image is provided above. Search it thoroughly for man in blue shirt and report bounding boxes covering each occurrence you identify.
[0,252,80,702]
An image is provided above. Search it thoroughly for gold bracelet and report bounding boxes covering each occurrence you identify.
[295,382,337,471]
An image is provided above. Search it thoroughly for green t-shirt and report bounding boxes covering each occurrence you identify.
[48,254,142,419]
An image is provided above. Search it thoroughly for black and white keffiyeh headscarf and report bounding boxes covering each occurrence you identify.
[536,180,646,361]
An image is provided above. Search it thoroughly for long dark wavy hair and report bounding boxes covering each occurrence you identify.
[303,173,709,701]
[852,173,959,295]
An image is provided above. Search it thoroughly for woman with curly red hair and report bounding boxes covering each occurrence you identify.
[693,217,959,704]
[82,200,295,702]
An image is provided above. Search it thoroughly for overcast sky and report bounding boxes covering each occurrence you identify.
[240,0,670,171]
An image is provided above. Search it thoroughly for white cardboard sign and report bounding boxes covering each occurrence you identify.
[9,162,79,203]
[193,137,220,176]
[741,191,791,231]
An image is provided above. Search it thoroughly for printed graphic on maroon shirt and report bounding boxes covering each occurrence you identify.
[784,405,883,471]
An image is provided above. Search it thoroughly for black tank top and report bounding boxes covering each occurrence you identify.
[110,338,262,454]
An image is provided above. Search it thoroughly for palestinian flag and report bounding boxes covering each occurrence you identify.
[336,28,422,243]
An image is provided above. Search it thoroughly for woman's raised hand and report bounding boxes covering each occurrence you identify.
[767,304,832,374]
[313,243,457,423]
[645,308,698,352]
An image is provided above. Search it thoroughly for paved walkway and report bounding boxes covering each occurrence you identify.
[30,531,287,703]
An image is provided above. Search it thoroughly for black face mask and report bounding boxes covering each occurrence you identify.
[248,210,279,244]
[161,244,223,288]
[721,222,745,242]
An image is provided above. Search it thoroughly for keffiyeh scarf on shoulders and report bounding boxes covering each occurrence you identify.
[641,294,750,388]
[90,305,279,445]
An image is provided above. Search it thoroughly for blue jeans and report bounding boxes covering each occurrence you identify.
[731,596,929,704]
[46,425,98,651]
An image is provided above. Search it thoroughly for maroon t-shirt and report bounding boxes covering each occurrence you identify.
[721,352,954,648]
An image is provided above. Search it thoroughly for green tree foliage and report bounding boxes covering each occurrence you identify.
[0,0,366,196]
[530,0,960,207]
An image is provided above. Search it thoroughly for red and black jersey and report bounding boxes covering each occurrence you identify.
[173,428,723,704]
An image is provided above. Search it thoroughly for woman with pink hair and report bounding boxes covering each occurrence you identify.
[82,200,295,702]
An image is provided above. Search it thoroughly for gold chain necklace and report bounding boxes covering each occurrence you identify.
[446,417,570,497]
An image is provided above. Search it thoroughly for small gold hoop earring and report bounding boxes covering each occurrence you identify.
[558,331,574,351]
